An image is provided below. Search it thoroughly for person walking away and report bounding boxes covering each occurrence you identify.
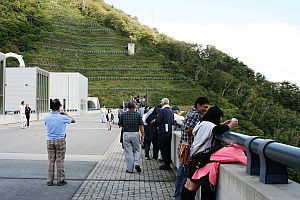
[144,106,159,160]
[19,101,26,129]
[181,106,238,200]
[25,104,31,127]
[44,99,75,186]
[174,97,209,200]
[106,109,114,130]
[155,98,174,170]
[119,102,144,173]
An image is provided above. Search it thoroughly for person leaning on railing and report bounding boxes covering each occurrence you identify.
[181,106,238,200]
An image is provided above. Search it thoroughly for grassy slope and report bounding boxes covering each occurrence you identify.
[21,0,207,107]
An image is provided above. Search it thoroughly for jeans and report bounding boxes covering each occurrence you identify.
[174,163,187,200]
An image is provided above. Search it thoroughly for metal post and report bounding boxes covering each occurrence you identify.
[258,139,288,184]
[0,53,6,115]
[245,136,261,175]
[68,75,70,112]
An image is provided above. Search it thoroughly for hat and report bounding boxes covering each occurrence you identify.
[172,106,180,112]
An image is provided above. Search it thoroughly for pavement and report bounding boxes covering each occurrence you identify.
[0,113,176,199]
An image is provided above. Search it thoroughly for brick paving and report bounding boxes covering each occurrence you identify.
[72,136,176,200]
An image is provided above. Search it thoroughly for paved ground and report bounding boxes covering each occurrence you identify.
[72,136,176,200]
[0,113,176,199]
[0,114,119,200]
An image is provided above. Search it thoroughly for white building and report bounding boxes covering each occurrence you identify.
[0,67,88,124]
[5,67,49,119]
[49,72,88,114]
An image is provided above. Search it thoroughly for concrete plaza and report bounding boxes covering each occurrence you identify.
[0,113,175,199]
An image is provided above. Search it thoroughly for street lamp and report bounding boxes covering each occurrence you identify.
[0,52,6,115]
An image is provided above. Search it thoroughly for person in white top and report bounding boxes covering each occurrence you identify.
[172,106,185,129]
[19,101,26,129]
[181,106,238,200]
[100,105,107,123]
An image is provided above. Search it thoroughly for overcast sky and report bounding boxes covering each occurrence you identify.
[105,0,300,86]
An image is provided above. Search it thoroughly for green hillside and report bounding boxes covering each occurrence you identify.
[1,0,205,107]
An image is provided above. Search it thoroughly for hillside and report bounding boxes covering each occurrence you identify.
[2,0,207,108]
[1,0,300,149]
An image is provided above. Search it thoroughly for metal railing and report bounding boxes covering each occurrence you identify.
[216,131,300,184]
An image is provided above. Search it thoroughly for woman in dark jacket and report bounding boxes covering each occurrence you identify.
[181,106,238,200]
[25,104,31,127]
[144,107,160,160]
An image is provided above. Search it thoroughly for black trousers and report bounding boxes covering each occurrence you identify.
[26,115,30,126]
[144,135,159,159]
[158,132,172,166]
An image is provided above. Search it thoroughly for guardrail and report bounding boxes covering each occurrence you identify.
[4,110,36,115]
[216,131,300,184]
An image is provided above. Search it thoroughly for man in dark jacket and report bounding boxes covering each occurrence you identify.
[156,98,174,170]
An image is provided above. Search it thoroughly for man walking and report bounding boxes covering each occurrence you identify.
[119,102,144,173]
[44,99,75,186]
[156,98,174,170]
[174,96,209,200]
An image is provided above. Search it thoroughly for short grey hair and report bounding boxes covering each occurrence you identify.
[161,98,169,106]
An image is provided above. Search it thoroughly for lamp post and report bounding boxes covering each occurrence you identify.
[0,52,6,115]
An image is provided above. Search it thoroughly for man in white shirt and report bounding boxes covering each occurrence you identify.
[19,101,26,129]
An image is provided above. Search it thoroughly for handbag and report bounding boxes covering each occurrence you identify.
[178,142,190,165]
[186,140,223,179]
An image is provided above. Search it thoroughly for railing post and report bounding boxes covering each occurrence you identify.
[245,136,260,175]
[258,139,288,184]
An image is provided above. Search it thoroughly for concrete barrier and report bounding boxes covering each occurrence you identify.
[171,131,300,200]
[0,110,96,125]
[216,164,300,200]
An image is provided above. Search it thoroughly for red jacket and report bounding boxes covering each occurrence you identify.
[192,146,247,185]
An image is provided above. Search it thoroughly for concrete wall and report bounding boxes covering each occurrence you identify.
[171,131,300,200]
[49,72,88,113]
[0,113,37,125]
[0,110,97,125]
[216,164,300,200]
[5,68,37,111]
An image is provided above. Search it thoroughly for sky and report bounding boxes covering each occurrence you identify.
[104,0,300,86]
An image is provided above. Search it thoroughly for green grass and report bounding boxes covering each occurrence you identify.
[19,0,201,107]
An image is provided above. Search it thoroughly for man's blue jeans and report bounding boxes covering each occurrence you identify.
[174,163,187,200]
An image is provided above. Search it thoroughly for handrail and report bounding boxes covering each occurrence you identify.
[216,131,300,183]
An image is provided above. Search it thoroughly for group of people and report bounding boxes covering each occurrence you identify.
[19,101,31,129]
[129,94,147,109]
[118,97,175,172]
[174,97,240,200]
[42,95,242,200]
[119,96,241,200]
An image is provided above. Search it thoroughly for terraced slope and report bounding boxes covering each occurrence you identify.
[20,1,202,107]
